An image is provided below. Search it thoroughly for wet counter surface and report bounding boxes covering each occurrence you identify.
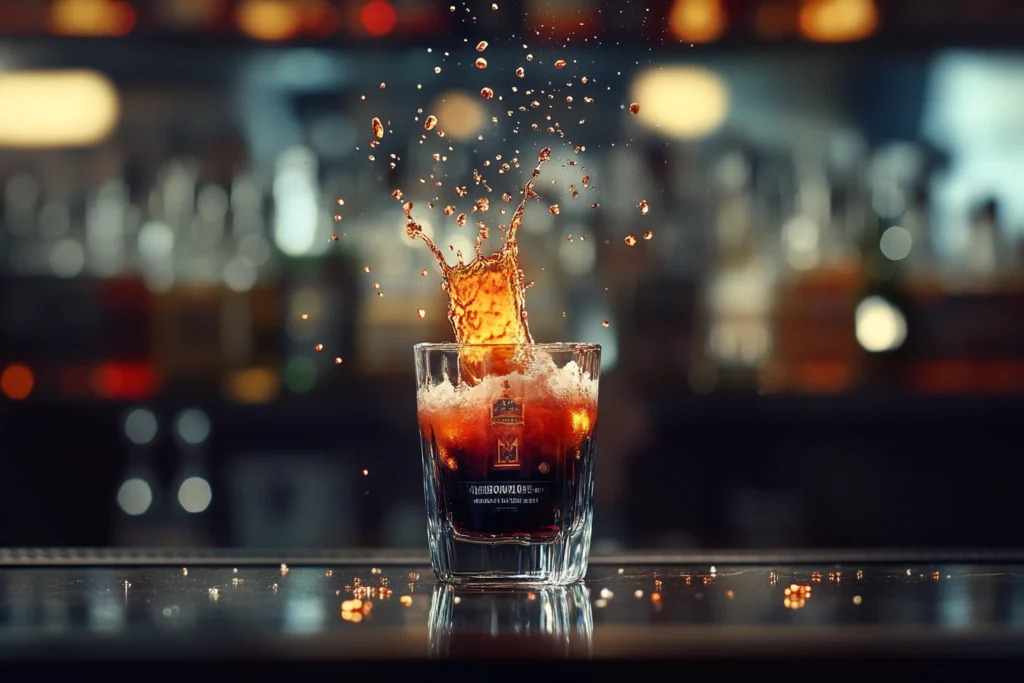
[2,549,1024,663]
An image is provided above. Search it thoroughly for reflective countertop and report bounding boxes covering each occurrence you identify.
[2,549,1024,664]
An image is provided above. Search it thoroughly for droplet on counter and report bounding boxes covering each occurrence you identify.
[371,117,384,139]
[629,102,640,115]
[624,235,637,246]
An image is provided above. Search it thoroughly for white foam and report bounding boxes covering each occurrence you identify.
[418,352,598,415]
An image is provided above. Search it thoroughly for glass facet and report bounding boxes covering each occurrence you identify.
[415,342,601,585]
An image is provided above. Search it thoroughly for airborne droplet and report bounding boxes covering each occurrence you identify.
[417,308,426,318]
[554,59,567,69]
[456,213,467,227]
[480,87,494,99]
[315,343,324,351]
[476,41,488,51]
[424,115,438,131]
[475,58,487,69]
[638,199,649,215]
[602,320,610,328]
[643,230,653,240]
[515,67,525,78]
[629,102,640,115]
[549,204,560,215]
[371,117,384,139]
[624,235,637,246]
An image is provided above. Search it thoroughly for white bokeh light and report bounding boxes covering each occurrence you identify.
[855,296,907,352]
[178,476,213,513]
[879,225,913,261]
[117,478,153,516]
[123,408,158,445]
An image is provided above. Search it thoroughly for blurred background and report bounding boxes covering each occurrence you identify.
[0,0,1022,552]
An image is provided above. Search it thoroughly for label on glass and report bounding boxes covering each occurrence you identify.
[456,479,561,538]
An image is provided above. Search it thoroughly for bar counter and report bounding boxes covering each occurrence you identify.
[1,548,1022,676]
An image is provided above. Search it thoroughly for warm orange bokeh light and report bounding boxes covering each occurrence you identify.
[669,0,726,43]
[799,0,878,43]
[236,0,303,41]
[361,0,397,37]
[48,0,136,37]
[1,364,34,400]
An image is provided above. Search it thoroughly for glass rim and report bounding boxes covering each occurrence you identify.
[414,342,601,353]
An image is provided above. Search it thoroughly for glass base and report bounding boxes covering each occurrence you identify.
[429,523,593,586]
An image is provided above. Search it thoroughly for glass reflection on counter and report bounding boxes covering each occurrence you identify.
[429,585,592,659]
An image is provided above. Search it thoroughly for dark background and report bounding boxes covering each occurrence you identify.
[0,0,1022,552]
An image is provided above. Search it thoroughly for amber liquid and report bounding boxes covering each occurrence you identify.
[412,147,598,541]
[405,147,552,381]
